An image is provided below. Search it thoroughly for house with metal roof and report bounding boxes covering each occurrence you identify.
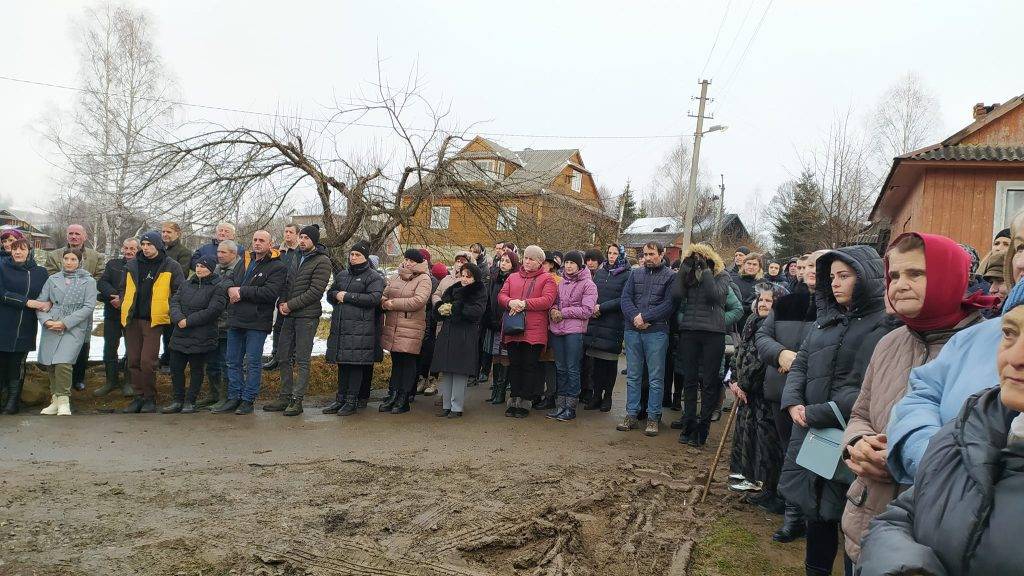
[620,213,752,263]
[401,136,619,257]
[861,93,1024,253]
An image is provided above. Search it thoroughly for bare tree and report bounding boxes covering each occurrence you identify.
[143,65,535,267]
[868,72,942,183]
[803,110,874,248]
[642,139,716,224]
[42,2,179,255]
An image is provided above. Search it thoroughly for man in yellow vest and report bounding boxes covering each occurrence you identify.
[119,230,184,413]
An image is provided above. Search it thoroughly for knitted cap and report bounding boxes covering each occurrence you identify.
[140,230,165,251]
[403,248,425,264]
[300,224,320,245]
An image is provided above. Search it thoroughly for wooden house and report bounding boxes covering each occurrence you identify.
[862,94,1024,253]
[401,137,619,259]
[620,214,753,263]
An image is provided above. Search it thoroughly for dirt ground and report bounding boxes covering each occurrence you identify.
[0,368,807,576]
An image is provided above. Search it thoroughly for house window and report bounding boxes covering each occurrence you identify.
[497,206,518,231]
[430,206,451,230]
[570,170,582,192]
[458,159,502,180]
[994,181,1024,234]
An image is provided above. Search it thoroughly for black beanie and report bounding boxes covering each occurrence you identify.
[737,246,751,255]
[544,251,561,269]
[563,251,584,269]
[403,248,425,263]
[583,249,604,264]
[196,255,217,273]
[351,241,371,260]
[300,224,320,245]
[996,228,1011,241]
[140,230,165,251]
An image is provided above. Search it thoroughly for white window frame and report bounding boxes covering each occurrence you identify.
[430,206,451,230]
[570,170,582,192]
[497,206,518,231]
[993,181,1024,235]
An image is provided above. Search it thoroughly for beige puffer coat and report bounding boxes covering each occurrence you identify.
[840,312,983,562]
[380,260,432,354]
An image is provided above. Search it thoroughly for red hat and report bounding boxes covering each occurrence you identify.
[430,262,449,281]
[419,248,432,262]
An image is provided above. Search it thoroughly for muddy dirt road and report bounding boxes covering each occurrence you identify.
[0,381,748,576]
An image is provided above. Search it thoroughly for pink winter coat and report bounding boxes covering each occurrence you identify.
[549,267,598,336]
[380,260,432,354]
[498,267,557,346]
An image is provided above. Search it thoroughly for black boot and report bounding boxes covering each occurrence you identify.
[2,378,22,414]
[391,393,411,414]
[772,503,807,543]
[379,388,398,412]
[490,365,509,405]
[338,394,360,416]
[211,398,242,413]
[121,397,145,414]
[600,382,614,412]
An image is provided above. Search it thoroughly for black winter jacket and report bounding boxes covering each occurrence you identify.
[754,291,816,402]
[281,244,332,318]
[97,258,127,319]
[779,245,896,522]
[169,273,228,354]
[325,261,385,365]
[485,269,512,331]
[674,262,731,334]
[431,280,487,376]
[0,253,48,353]
[584,262,630,353]
[858,387,1024,576]
[224,251,288,332]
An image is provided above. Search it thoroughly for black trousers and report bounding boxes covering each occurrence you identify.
[507,343,543,399]
[806,519,853,575]
[360,366,373,401]
[591,357,617,398]
[389,352,419,397]
[102,315,124,363]
[663,343,676,406]
[679,330,726,433]
[771,400,794,446]
[336,364,367,401]
[418,331,436,379]
[73,341,90,385]
[169,350,207,403]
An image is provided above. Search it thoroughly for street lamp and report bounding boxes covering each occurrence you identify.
[702,124,728,135]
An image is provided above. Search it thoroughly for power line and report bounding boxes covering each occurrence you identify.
[698,0,733,80]
[0,73,687,141]
[708,0,756,81]
[714,0,774,112]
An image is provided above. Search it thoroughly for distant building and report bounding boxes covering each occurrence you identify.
[401,136,619,259]
[0,209,56,250]
[620,214,753,263]
[861,93,1024,253]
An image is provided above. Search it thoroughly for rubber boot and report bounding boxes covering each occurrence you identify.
[772,502,807,543]
[491,366,509,405]
[390,393,411,414]
[379,385,398,412]
[94,362,120,397]
[545,395,565,419]
[2,377,22,414]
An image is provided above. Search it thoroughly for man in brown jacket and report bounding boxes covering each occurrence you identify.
[840,232,995,562]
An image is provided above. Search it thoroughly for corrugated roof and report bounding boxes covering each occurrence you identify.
[905,145,1024,162]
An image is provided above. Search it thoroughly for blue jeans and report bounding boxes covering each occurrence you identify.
[551,333,584,397]
[226,328,270,402]
[624,329,669,420]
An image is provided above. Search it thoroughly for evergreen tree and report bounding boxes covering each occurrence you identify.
[770,171,827,258]
[619,180,645,230]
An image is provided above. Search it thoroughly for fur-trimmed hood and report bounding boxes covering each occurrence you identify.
[683,243,726,275]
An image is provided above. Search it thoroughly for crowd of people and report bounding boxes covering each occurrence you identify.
[0,212,1021,575]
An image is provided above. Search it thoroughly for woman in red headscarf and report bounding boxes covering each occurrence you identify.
[838,232,999,565]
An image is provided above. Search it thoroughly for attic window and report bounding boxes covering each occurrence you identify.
[497,206,518,231]
[570,170,582,192]
[430,206,451,230]
[459,159,501,180]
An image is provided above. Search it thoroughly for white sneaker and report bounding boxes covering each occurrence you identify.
[728,480,763,492]
[56,396,72,416]
[40,395,59,415]
[728,473,746,482]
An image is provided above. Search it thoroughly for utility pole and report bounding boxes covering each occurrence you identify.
[716,174,725,248]
[681,79,712,253]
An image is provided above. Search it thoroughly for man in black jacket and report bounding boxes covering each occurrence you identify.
[264,225,331,416]
[94,237,138,397]
[212,230,288,415]
[262,223,302,371]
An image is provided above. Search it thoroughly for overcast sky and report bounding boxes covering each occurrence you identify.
[2,0,1021,234]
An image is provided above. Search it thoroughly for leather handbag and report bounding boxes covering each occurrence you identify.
[501,276,538,336]
[796,401,855,484]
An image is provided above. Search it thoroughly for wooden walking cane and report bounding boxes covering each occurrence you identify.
[699,403,739,504]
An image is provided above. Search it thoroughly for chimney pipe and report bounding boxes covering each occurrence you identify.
[973,103,988,120]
